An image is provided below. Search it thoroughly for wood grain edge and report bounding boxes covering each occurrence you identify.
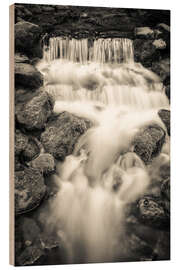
[9,3,15,266]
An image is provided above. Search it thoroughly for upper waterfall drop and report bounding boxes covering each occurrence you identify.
[43,37,134,63]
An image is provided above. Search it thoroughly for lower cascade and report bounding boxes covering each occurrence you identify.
[36,37,170,263]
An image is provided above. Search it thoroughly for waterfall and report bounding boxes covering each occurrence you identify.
[37,59,169,109]
[43,37,134,63]
[37,35,170,264]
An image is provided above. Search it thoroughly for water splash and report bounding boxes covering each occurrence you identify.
[37,60,169,110]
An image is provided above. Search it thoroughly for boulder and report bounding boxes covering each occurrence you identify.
[21,137,40,162]
[16,217,41,247]
[15,88,41,105]
[15,232,62,266]
[15,21,42,58]
[137,195,170,230]
[133,39,160,67]
[15,53,30,64]
[165,85,170,100]
[152,39,166,49]
[15,4,33,19]
[40,6,55,12]
[127,233,153,259]
[133,125,166,164]
[15,155,25,171]
[159,161,170,181]
[151,58,170,82]
[16,245,44,266]
[29,153,55,175]
[161,178,170,201]
[15,129,28,155]
[15,215,62,266]
[158,109,170,136]
[156,23,170,33]
[15,62,43,90]
[16,90,54,131]
[41,112,91,160]
[15,167,46,215]
[153,231,170,260]
[134,27,154,38]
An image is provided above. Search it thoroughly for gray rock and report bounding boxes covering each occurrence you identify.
[153,231,170,260]
[16,245,44,266]
[127,233,153,258]
[158,109,170,136]
[15,53,30,64]
[133,125,166,164]
[41,112,91,160]
[15,215,62,266]
[15,155,24,171]
[152,39,166,49]
[15,167,46,215]
[15,21,42,58]
[151,58,170,82]
[156,23,170,33]
[16,90,54,131]
[41,6,55,12]
[15,62,43,90]
[165,85,170,100]
[133,39,160,67]
[15,129,28,155]
[137,196,170,230]
[22,137,40,162]
[29,153,55,175]
[161,178,170,201]
[134,27,154,38]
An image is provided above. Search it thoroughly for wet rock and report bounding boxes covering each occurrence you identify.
[151,58,170,82]
[161,178,170,201]
[133,39,160,67]
[156,23,170,33]
[159,162,170,181]
[15,155,24,171]
[22,137,40,162]
[15,62,43,90]
[15,88,40,105]
[133,125,166,164]
[15,4,32,19]
[134,27,154,38]
[17,217,41,245]
[15,216,62,266]
[16,245,44,266]
[158,109,170,136]
[15,21,42,58]
[15,167,46,215]
[15,129,28,155]
[165,85,170,100]
[152,39,166,49]
[41,6,55,12]
[127,233,153,258]
[29,153,55,175]
[16,90,54,131]
[41,112,91,160]
[153,231,170,260]
[15,53,30,64]
[137,195,170,230]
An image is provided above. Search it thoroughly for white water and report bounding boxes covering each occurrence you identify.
[43,37,134,63]
[38,37,170,263]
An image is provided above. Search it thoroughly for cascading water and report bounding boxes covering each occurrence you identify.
[43,37,134,63]
[37,36,170,263]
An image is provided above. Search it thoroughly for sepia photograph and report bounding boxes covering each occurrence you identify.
[10,2,170,266]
